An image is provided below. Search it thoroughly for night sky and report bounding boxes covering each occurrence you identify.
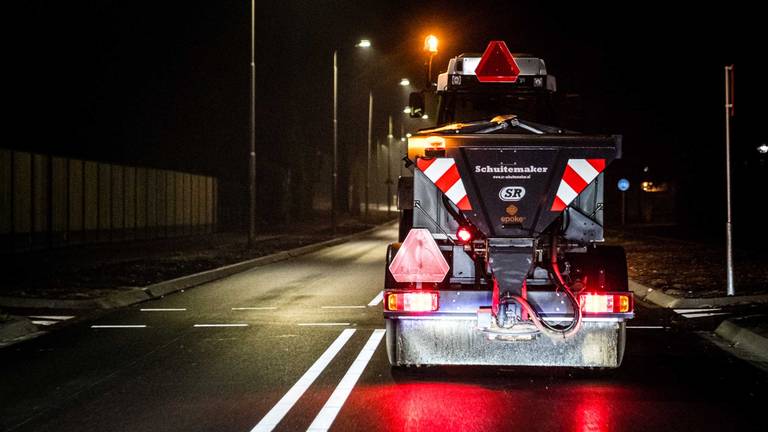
[11,1,765,239]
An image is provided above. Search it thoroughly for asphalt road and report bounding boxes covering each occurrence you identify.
[2,226,766,432]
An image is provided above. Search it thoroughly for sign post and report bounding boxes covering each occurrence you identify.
[724,65,735,296]
[618,178,630,226]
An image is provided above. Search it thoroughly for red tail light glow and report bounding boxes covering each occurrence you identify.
[456,226,473,243]
[385,291,439,312]
[579,292,633,314]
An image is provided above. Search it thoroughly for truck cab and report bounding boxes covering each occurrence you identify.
[385,41,633,368]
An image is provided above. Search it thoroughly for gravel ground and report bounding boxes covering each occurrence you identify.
[607,227,768,298]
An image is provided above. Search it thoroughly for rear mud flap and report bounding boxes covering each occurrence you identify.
[386,318,625,368]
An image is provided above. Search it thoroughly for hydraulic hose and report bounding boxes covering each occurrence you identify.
[497,233,583,340]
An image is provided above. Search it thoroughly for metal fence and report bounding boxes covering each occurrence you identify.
[0,149,217,253]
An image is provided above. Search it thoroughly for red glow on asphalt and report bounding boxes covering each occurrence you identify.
[337,379,631,432]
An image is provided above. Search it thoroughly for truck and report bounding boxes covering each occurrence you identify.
[383,41,633,368]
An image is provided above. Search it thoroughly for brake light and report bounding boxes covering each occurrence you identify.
[385,291,439,312]
[456,226,473,243]
[388,229,450,283]
[579,292,633,314]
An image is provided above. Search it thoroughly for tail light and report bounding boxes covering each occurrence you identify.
[579,292,633,314]
[456,226,473,243]
[385,291,439,312]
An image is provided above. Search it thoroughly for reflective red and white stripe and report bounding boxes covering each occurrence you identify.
[551,159,605,211]
[416,158,472,210]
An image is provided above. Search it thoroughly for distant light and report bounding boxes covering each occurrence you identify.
[643,166,649,173]
[421,114,429,120]
[406,133,412,138]
[400,137,406,142]
[387,133,394,139]
[356,39,371,48]
[424,35,439,54]
[758,144,768,154]
[403,106,412,114]
[399,78,410,86]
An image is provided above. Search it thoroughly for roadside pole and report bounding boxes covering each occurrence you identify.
[365,91,372,220]
[621,191,626,226]
[248,0,256,246]
[387,115,393,216]
[331,50,338,235]
[724,65,735,296]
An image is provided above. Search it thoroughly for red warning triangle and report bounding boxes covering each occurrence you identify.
[388,229,450,283]
[475,40,520,83]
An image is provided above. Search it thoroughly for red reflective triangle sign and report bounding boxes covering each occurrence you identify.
[475,40,520,83]
[388,229,450,283]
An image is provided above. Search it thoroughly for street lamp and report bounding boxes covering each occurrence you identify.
[758,144,768,154]
[424,35,439,89]
[399,78,410,86]
[332,40,374,231]
[248,0,256,245]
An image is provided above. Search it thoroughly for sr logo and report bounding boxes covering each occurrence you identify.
[499,186,526,201]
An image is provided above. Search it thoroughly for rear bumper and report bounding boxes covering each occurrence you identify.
[385,316,626,368]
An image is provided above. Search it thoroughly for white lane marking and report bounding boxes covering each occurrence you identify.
[193,323,249,327]
[321,306,366,309]
[140,308,187,312]
[232,307,278,311]
[674,308,721,314]
[297,323,350,327]
[367,291,383,307]
[307,329,386,432]
[27,315,75,320]
[681,312,730,319]
[250,329,356,432]
[31,320,59,326]
[627,325,667,329]
[91,325,147,328]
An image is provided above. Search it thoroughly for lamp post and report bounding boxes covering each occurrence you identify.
[387,115,393,216]
[248,0,256,246]
[365,90,372,220]
[332,39,371,233]
[424,35,439,89]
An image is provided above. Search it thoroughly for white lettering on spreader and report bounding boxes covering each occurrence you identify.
[475,165,549,174]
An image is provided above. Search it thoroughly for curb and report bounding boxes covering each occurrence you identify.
[715,318,768,363]
[629,280,768,309]
[0,316,40,344]
[0,221,397,311]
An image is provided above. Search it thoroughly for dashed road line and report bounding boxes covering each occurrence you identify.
[91,325,147,329]
[297,323,351,327]
[193,324,249,328]
[367,291,383,307]
[140,308,187,312]
[232,307,278,311]
[627,325,667,329]
[250,329,356,432]
[320,306,366,309]
[307,329,386,432]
